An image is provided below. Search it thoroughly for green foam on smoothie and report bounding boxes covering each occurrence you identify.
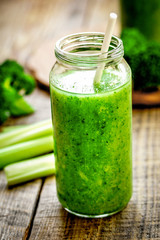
[50,68,128,94]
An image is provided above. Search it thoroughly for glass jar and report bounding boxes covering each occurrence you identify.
[49,32,132,218]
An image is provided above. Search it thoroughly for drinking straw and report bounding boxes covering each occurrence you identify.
[94,12,117,85]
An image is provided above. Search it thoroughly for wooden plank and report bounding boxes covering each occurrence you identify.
[29,109,160,240]
[0,0,88,65]
[26,0,88,90]
[0,171,42,240]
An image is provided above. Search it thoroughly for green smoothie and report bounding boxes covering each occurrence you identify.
[50,68,132,217]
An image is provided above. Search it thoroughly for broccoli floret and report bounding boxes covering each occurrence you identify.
[121,28,160,91]
[121,28,147,57]
[0,60,36,124]
[133,42,160,90]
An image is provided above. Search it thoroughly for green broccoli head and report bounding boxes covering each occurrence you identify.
[121,28,147,58]
[121,28,160,91]
[0,60,35,95]
[0,60,36,124]
[133,42,160,90]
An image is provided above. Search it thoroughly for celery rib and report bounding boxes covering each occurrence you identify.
[0,135,54,169]
[4,153,55,186]
[1,125,27,133]
[0,119,52,148]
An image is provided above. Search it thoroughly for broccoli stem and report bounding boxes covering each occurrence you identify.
[0,119,52,148]
[4,153,55,186]
[0,135,54,169]
[10,96,35,116]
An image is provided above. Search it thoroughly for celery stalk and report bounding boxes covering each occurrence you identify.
[1,125,26,133]
[0,135,54,169]
[0,119,52,148]
[4,153,55,186]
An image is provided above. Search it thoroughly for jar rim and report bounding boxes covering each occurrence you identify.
[55,32,124,67]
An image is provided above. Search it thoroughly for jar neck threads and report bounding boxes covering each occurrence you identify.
[55,32,124,68]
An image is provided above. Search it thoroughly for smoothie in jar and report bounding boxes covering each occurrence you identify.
[50,69,132,217]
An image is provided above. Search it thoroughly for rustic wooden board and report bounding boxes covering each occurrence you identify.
[132,90,160,106]
[0,0,89,64]
[0,171,42,240]
[29,109,160,240]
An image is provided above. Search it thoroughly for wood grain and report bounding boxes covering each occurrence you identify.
[0,172,42,240]
[0,0,87,64]
[29,109,160,240]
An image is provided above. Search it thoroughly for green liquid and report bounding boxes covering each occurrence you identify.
[50,69,132,216]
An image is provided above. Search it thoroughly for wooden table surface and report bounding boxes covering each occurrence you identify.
[0,0,160,239]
